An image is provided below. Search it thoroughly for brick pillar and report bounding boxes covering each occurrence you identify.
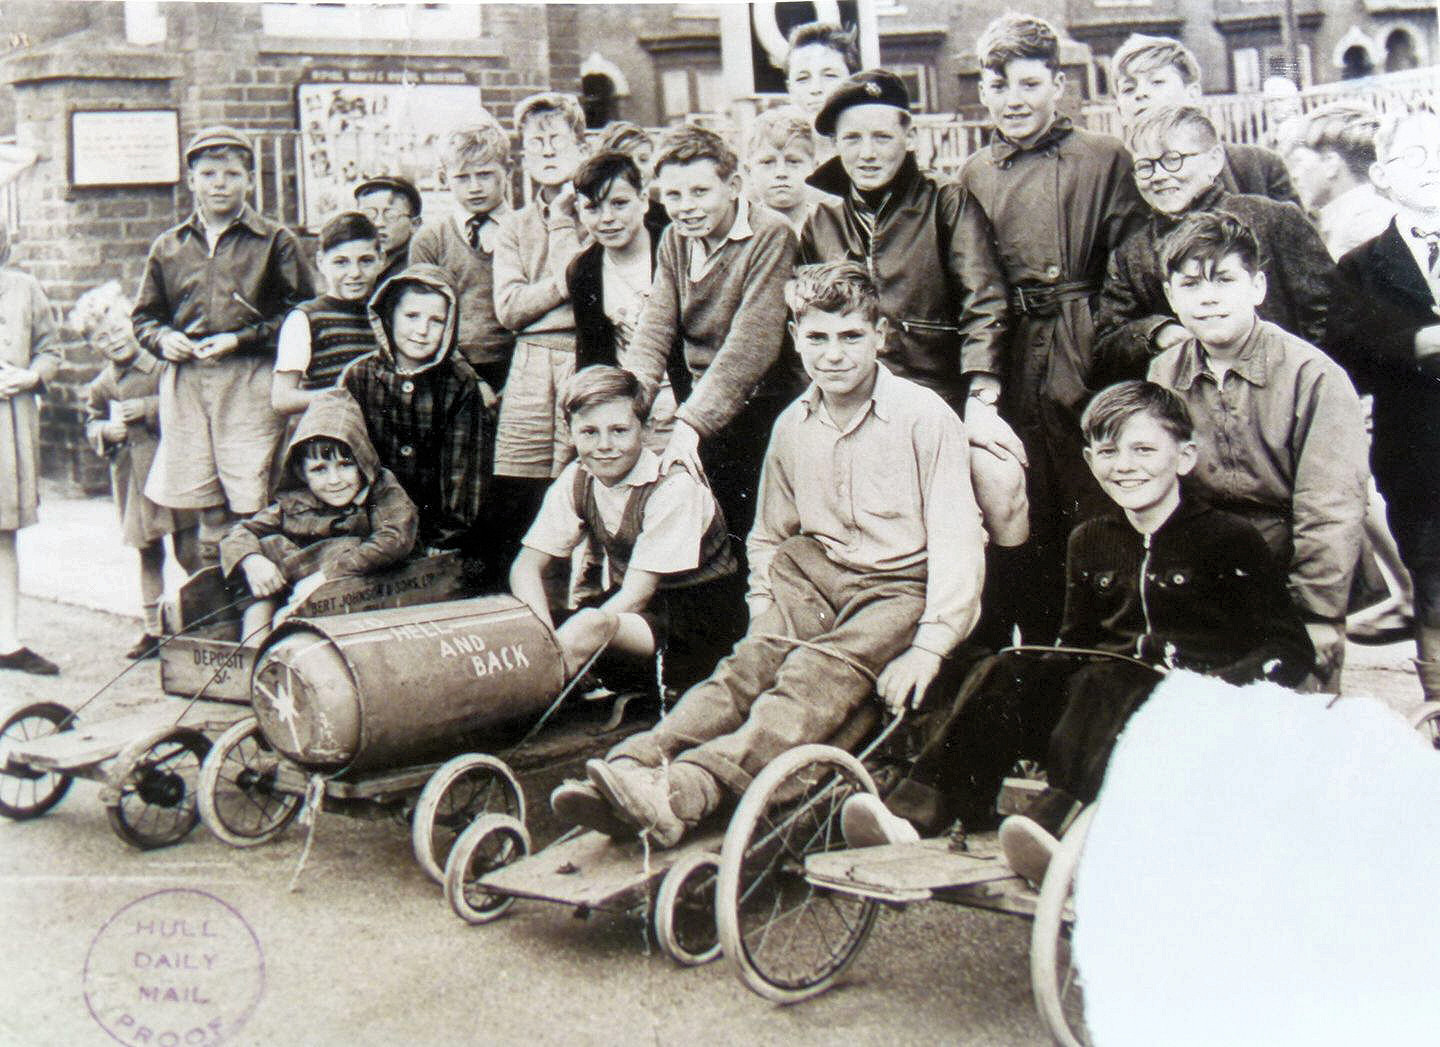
[2,47,183,493]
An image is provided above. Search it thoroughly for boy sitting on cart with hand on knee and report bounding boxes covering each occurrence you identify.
[509,364,741,693]
[551,261,991,848]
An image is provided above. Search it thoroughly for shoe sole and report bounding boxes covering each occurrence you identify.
[551,784,637,841]
[587,762,683,848]
[841,796,918,849]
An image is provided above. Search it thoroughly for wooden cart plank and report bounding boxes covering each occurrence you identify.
[480,828,722,910]
[804,835,1016,896]
[10,703,247,773]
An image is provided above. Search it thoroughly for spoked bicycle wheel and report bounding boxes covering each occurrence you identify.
[444,813,530,925]
[104,727,211,850]
[654,850,723,966]
[0,702,76,820]
[411,753,525,884]
[1409,703,1440,750]
[198,716,302,847]
[1031,805,1097,1047]
[716,744,881,1003]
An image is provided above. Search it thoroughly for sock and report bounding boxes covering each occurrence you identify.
[667,762,721,824]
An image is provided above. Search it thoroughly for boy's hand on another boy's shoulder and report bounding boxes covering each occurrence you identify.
[963,403,1028,468]
[877,646,944,715]
[157,330,199,362]
[1152,323,1189,354]
[240,555,286,598]
[659,420,706,480]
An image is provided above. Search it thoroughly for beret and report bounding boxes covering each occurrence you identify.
[814,69,911,137]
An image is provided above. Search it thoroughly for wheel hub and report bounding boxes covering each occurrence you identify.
[136,767,186,807]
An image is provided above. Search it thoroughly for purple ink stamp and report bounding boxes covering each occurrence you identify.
[83,889,264,1046]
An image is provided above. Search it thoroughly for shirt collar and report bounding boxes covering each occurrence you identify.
[455,202,510,233]
[185,203,265,240]
[799,363,892,428]
[989,116,1074,165]
[124,351,160,377]
[591,447,662,489]
[724,195,754,244]
[1171,319,1270,389]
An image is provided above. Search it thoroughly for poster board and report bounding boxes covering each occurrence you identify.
[296,72,485,230]
[68,108,181,189]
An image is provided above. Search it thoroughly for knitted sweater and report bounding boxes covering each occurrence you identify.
[409,215,514,368]
[625,202,798,439]
[292,295,379,389]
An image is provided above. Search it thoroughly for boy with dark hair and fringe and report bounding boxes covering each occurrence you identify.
[553,262,986,849]
[843,380,1312,878]
[1109,32,1300,205]
[132,126,315,566]
[782,21,861,118]
[1148,212,1367,691]
[958,12,1142,640]
[1280,101,1395,260]
[624,124,801,566]
[511,365,738,693]
[1327,104,1440,704]
[1094,105,1332,383]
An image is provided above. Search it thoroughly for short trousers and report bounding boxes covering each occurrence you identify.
[494,338,576,481]
[146,355,284,515]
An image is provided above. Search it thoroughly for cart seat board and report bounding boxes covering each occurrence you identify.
[8,703,246,773]
[480,829,721,909]
[804,836,1019,895]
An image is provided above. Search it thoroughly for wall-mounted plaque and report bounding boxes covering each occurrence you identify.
[69,109,181,189]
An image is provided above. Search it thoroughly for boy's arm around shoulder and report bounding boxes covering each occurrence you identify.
[676,221,797,438]
[325,470,420,578]
[1208,517,1314,687]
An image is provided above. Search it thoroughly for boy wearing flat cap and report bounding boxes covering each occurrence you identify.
[801,68,1028,561]
[354,174,422,287]
[132,125,315,565]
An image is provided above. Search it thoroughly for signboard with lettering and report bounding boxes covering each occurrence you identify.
[296,73,485,230]
[68,109,181,189]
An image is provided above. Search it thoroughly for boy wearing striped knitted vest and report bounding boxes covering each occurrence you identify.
[271,212,384,417]
[511,365,738,693]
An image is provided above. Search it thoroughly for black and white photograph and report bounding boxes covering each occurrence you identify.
[0,1,1438,1043]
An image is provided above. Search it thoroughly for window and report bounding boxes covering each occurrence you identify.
[658,64,726,122]
[890,64,934,113]
[1232,44,1312,92]
[260,3,482,40]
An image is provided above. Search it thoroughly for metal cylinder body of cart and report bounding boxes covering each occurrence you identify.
[196,595,647,884]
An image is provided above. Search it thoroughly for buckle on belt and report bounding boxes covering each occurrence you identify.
[1012,285,1033,314]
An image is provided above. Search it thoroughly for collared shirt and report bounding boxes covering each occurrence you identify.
[748,364,986,655]
[1148,319,1369,620]
[1396,207,1440,304]
[687,196,753,283]
[523,448,716,579]
[132,204,313,359]
[452,201,511,256]
[1316,183,1395,261]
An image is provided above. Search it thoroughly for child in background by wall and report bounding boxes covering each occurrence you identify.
[74,282,200,659]
[220,391,418,643]
[782,21,860,120]
[743,105,824,234]
[270,211,384,418]
[0,224,60,675]
[353,175,422,288]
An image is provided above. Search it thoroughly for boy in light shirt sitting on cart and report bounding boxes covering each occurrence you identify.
[551,261,991,848]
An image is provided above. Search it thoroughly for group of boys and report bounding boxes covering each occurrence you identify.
[64,12,1440,874]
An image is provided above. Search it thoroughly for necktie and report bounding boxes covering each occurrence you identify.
[466,214,486,253]
[1411,226,1440,275]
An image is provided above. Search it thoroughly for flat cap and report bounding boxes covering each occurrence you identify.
[184,126,254,166]
[814,69,911,137]
[353,174,423,217]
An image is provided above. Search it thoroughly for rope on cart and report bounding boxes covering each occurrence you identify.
[508,617,623,752]
[748,633,881,685]
[286,773,327,892]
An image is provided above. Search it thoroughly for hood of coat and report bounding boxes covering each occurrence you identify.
[283,388,381,486]
[365,263,460,376]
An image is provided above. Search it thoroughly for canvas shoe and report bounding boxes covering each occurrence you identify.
[841,793,920,848]
[1000,814,1059,887]
[586,759,685,848]
[549,779,637,840]
[0,647,59,676]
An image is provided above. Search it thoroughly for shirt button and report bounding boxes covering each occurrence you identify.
[400,445,414,457]
[1044,264,1060,280]
[401,381,414,394]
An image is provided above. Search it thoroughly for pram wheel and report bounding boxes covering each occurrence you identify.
[412,753,525,884]
[1031,806,1096,1047]
[0,701,76,820]
[654,850,722,966]
[104,727,210,850]
[716,744,880,1003]
[1409,703,1440,750]
[444,813,529,924]
[198,716,302,847]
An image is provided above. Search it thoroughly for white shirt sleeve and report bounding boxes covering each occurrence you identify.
[629,471,715,576]
[520,463,587,560]
[274,310,313,375]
